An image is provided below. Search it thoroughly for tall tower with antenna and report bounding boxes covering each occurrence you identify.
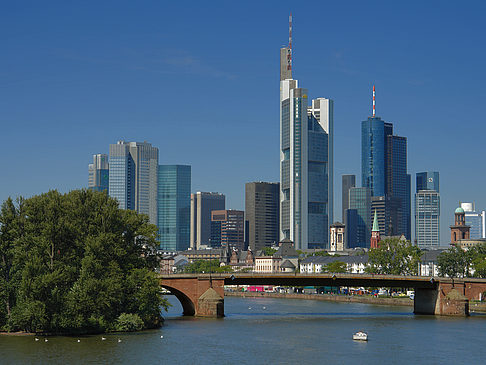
[279,15,334,250]
[279,14,293,81]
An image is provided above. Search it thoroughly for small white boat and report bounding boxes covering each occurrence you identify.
[353,331,368,341]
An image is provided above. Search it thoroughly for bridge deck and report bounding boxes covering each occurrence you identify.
[159,273,450,289]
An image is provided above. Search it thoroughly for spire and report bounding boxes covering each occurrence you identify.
[372,85,376,117]
[372,209,379,232]
[288,13,292,73]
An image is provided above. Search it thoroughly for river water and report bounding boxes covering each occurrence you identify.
[1,295,484,364]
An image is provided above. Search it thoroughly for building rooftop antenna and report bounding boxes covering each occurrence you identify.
[372,85,376,117]
[288,13,292,73]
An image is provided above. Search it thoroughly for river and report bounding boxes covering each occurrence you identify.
[1,295,484,364]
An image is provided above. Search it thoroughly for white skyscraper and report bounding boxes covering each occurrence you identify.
[279,16,333,250]
[109,141,159,225]
[461,202,486,239]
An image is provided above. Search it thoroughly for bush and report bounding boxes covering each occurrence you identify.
[116,313,144,332]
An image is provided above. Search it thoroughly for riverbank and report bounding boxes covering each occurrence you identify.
[225,291,413,307]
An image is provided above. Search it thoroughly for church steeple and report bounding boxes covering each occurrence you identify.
[371,210,381,249]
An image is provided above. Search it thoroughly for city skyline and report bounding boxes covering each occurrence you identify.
[3,2,486,244]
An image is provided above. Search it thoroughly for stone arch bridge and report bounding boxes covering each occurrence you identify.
[159,273,486,318]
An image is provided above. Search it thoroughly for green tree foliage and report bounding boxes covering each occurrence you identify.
[262,247,277,256]
[437,245,472,278]
[0,189,168,334]
[366,237,422,276]
[324,261,347,273]
[309,250,330,257]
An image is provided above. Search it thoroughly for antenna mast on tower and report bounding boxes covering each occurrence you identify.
[372,85,376,117]
[288,13,292,73]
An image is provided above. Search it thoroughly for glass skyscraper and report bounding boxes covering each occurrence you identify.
[157,165,191,251]
[109,141,158,224]
[361,117,392,197]
[415,172,440,249]
[88,154,109,193]
[279,42,333,250]
[461,202,486,239]
[342,174,355,222]
[349,187,371,247]
[361,113,410,240]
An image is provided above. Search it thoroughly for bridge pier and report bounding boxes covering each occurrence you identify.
[414,284,469,316]
[161,276,225,318]
[414,288,439,315]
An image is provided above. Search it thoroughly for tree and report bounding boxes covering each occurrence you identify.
[469,243,486,278]
[325,261,347,273]
[310,251,330,257]
[262,247,277,256]
[0,189,168,334]
[366,237,422,276]
[437,245,472,278]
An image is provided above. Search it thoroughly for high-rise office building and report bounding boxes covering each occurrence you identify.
[279,16,333,250]
[210,210,245,251]
[342,174,356,221]
[371,195,401,237]
[415,172,440,249]
[88,154,109,193]
[461,202,486,239]
[109,141,158,224]
[190,192,225,249]
[417,171,439,192]
[386,135,411,238]
[157,165,191,251]
[245,182,280,252]
[361,88,410,239]
[349,187,371,247]
[361,116,393,197]
[345,209,359,248]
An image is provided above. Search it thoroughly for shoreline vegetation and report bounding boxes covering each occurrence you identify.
[0,190,169,336]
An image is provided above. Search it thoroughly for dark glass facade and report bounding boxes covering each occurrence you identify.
[349,187,371,247]
[361,117,392,197]
[245,182,280,251]
[157,165,191,251]
[342,174,355,222]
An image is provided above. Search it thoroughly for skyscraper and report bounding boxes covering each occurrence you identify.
[279,16,333,250]
[361,116,392,197]
[88,154,109,193]
[190,192,225,249]
[342,174,355,222]
[461,202,486,239]
[210,210,245,251]
[157,165,191,251]
[349,187,371,247]
[108,141,158,224]
[415,172,440,249]
[361,87,410,239]
[245,182,280,252]
[386,135,411,238]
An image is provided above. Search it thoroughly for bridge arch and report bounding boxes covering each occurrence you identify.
[161,285,195,316]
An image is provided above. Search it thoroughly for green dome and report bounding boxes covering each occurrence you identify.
[455,207,465,214]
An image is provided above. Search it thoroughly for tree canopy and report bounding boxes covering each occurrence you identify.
[324,261,347,273]
[0,190,168,334]
[183,259,233,273]
[366,237,422,276]
[437,243,486,278]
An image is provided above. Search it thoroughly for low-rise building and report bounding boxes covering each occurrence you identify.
[456,238,486,251]
[255,256,282,273]
[229,249,254,271]
[419,249,445,276]
[299,255,369,274]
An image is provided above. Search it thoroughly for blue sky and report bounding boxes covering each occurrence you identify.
[2,1,485,244]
